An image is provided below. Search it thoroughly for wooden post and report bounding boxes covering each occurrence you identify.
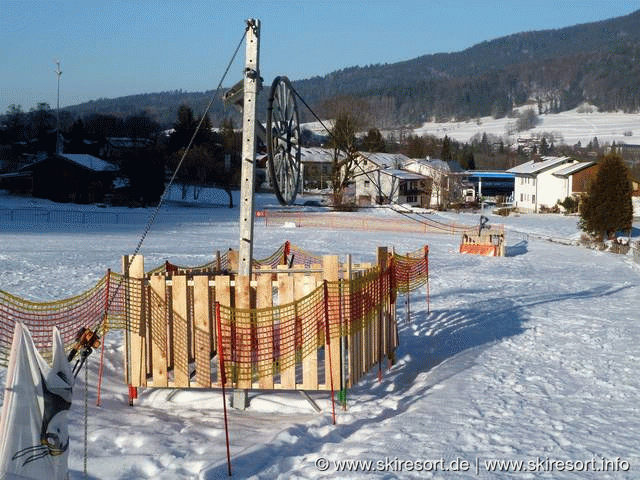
[123,254,145,388]
[323,255,341,390]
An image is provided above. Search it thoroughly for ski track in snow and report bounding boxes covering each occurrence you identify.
[1,191,639,479]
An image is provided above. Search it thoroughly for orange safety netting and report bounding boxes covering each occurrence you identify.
[0,272,126,365]
[0,243,429,368]
[215,255,420,384]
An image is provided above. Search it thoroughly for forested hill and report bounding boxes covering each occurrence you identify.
[64,9,640,128]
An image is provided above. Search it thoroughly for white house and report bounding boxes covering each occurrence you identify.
[404,158,453,208]
[354,152,429,207]
[508,156,596,212]
[299,147,336,191]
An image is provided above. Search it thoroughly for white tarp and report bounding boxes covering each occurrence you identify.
[0,323,74,480]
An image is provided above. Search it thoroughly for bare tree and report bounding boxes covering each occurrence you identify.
[327,113,359,208]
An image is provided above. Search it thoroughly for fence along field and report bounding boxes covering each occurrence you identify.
[0,242,429,397]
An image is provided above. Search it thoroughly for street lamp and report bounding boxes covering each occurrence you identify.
[55,60,62,153]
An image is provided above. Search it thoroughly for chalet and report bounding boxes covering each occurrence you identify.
[0,153,117,204]
[404,158,459,208]
[507,156,597,212]
[354,153,428,207]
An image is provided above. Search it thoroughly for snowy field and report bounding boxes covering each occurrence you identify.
[1,189,640,479]
[413,106,640,147]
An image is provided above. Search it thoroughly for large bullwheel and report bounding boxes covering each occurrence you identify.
[267,76,301,205]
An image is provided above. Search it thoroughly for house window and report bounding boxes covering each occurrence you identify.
[532,194,535,204]
[532,178,536,186]
[520,193,523,201]
[406,195,417,203]
[364,180,370,187]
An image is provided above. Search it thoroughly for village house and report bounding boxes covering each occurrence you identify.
[299,147,336,191]
[0,153,117,204]
[507,156,597,212]
[403,158,462,208]
[354,152,429,207]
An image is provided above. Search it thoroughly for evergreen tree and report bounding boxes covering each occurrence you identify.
[580,153,633,238]
[441,135,452,160]
[362,128,386,152]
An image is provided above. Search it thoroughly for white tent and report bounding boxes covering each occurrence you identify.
[0,324,74,480]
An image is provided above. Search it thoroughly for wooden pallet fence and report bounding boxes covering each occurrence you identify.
[123,248,401,391]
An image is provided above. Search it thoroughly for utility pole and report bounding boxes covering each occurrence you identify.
[234,18,260,410]
[55,60,63,154]
[238,19,260,278]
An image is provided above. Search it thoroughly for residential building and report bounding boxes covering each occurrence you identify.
[355,152,429,207]
[508,156,596,212]
[0,153,117,203]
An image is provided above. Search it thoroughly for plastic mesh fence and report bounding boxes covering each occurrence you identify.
[0,243,428,369]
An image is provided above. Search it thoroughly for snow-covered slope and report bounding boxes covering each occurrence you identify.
[414,107,640,147]
[1,191,639,479]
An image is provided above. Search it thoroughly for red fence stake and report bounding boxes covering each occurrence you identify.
[425,246,430,314]
[216,302,232,477]
[96,269,110,406]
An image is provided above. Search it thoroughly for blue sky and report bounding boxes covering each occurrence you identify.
[2,0,640,113]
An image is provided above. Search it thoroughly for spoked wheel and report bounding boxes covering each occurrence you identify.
[267,76,301,205]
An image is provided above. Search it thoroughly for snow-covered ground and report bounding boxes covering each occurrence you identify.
[1,189,639,479]
[413,106,640,147]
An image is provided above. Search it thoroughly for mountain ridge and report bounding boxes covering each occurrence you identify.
[62,9,640,128]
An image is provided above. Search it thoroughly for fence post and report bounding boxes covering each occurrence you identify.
[322,255,341,391]
[122,254,145,404]
[376,247,388,380]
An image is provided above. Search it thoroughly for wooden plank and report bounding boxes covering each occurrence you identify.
[323,255,341,390]
[256,271,274,389]
[346,255,355,388]
[277,266,296,389]
[149,275,168,387]
[228,249,239,273]
[297,271,318,390]
[214,276,232,387]
[193,275,211,388]
[123,255,145,387]
[234,275,253,389]
[172,275,190,388]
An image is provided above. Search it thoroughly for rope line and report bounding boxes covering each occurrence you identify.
[289,84,479,233]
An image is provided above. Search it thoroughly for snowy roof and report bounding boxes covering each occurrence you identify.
[507,156,572,175]
[358,152,410,169]
[553,161,596,177]
[379,169,427,180]
[57,154,117,172]
[406,157,452,173]
[299,147,335,163]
